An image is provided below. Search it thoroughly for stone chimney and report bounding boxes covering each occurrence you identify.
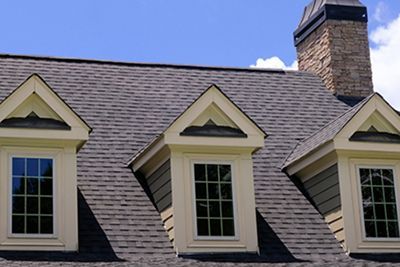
[294,0,373,97]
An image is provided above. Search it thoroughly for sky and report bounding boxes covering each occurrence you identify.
[0,0,399,107]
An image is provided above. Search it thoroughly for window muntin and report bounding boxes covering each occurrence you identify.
[359,167,400,238]
[11,157,54,235]
[193,163,235,237]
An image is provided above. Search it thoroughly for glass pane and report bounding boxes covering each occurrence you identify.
[371,169,383,185]
[40,197,53,215]
[207,164,218,181]
[40,178,52,196]
[388,221,400,238]
[196,201,208,217]
[197,219,209,236]
[373,187,384,203]
[222,219,235,236]
[375,204,386,220]
[12,215,24,234]
[360,168,371,185]
[26,197,38,214]
[220,183,232,200]
[219,165,231,182]
[27,158,39,177]
[221,201,233,217]
[195,183,206,199]
[27,178,39,195]
[363,205,374,220]
[365,220,376,237]
[26,216,39,234]
[40,216,53,234]
[208,201,220,217]
[210,219,221,236]
[376,221,388,237]
[386,204,398,220]
[362,186,372,202]
[12,196,25,214]
[208,183,219,200]
[194,164,205,181]
[40,159,53,177]
[384,187,396,202]
[12,158,25,176]
[382,169,394,185]
[12,177,25,194]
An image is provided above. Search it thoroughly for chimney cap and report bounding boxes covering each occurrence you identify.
[299,0,365,27]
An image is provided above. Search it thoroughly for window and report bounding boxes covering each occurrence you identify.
[359,167,400,238]
[11,157,54,235]
[193,163,235,238]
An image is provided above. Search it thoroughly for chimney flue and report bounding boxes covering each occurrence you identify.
[294,0,373,98]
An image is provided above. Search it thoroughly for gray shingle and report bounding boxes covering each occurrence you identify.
[0,54,397,265]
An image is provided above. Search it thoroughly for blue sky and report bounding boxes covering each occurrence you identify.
[0,0,399,67]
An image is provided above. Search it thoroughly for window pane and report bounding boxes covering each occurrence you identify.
[219,165,231,182]
[12,158,25,176]
[40,178,52,196]
[12,177,25,195]
[26,197,38,214]
[26,216,39,234]
[210,219,221,236]
[40,159,53,177]
[196,201,208,217]
[222,219,235,236]
[12,196,25,214]
[27,178,39,195]
[11,157,54,235]
[40,216,53,234]
[359,167,399,239]
[194,163,234,237]
[207,164,218,181]
[27,158,39,177]
[197,219,209,236]
[195,183,206,199]
[221,201,234,218]
[194,164,205,181]
[208,183,219,200]
[12,215,24,234]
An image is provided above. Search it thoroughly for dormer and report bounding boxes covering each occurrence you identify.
[0,74,90,251]
[129,85,266,254]
[284,93,400,253]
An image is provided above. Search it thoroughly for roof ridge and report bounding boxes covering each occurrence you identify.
[0,53,294,74]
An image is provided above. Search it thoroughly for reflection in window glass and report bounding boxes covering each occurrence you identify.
[194,163,235,237]
[360,168,399,238]
[12,157,53,235]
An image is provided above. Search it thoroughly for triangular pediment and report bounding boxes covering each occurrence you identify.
[0,74,90,141]
[336,94,400,144]
[164,85,266,143]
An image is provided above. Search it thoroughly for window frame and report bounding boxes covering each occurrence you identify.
[191,160,239,241]
[8,154,57,239]
[356,164,400,242]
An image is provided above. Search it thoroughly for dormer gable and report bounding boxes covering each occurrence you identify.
[0,74,91,145]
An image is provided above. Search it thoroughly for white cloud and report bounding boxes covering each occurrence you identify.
[250,56,298,70]
[370,14,400,109]
[373,1,389,23]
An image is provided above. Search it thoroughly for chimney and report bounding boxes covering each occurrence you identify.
[294,0,373,98]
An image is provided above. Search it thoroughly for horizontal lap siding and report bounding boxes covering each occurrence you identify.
[147,160,174,242]
[304,164,344,245]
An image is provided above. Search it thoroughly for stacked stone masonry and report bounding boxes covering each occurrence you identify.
[297,20,373,97]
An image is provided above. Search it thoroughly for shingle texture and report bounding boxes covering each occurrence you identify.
[0,54,396,266]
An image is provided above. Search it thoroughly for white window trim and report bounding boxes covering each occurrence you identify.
[356,164,400,242]
[190,160,240,241]
[8,153,57,239]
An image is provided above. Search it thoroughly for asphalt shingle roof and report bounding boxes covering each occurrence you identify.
[0,54,396,266]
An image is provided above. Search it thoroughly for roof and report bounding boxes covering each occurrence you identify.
[282,94,373,168]
[0,54,397,266]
